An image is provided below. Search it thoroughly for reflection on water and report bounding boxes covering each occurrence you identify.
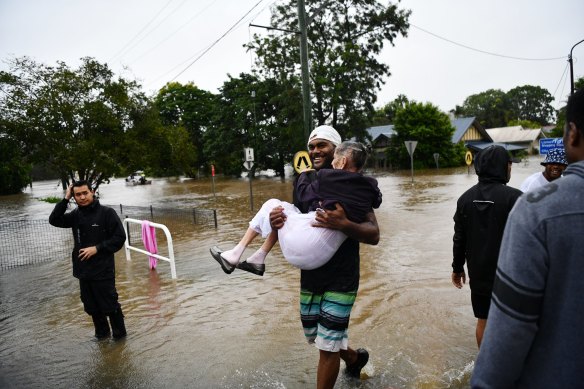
[0,159,540,388]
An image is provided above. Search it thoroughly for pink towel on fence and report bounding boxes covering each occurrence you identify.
[141,220,158,270]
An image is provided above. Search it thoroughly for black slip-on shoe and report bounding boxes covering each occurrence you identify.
[210,246,235,274]
[237,261,265,276]
[345,348,369,378]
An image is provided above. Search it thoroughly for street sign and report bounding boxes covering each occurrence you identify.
[244,147,255,162]
[404,141,418,156]
[404,141,418,183]
[539,138,563,154]
[465,151,473,166]
[243,161,255,170]
[293,151,312,174]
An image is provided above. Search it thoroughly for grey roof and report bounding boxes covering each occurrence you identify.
[364,124,396,143]
[465,141,526,151]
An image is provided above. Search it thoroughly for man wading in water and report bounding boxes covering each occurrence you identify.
[269,125,380,389]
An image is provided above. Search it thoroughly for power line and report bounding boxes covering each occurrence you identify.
[552,62,569,107]
[127,0,221,65]
[116,0,190,61]
[411,24,567,62]
[169,0,265,82]
[109,0,176,63]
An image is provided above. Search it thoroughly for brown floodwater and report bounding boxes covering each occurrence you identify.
[0,157,541,388]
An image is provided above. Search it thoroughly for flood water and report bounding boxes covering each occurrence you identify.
[0,158,542,388]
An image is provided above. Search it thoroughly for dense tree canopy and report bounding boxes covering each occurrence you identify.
[0,57,148,190]
[455,85,556,128]
[370,94,410,126]
[248,0,410,141]
[506,85,555,125]
[549,76,584,137]
[455,89,511,129]
[391,102,464,169]
[204,73,304,177]
[155,82,217,175]
[0,136,31,194]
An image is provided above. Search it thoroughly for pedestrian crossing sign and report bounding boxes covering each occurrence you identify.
[293,151,312,174]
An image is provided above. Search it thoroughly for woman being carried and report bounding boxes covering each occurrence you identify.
[210,141,382,275]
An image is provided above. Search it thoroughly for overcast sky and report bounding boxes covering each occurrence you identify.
[1,0,583,114]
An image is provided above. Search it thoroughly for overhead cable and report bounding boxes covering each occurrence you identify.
[169,0,265,82]
[411,24,567,62]
[109,0,176,62]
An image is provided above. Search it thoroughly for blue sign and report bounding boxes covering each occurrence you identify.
[539,138,563,154]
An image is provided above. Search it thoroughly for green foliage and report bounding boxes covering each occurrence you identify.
[155,82,217,174]
[507,119,542,129]
[456,85,556,128]
[548,76,584,137]
[247,0,410,141]
[576,76,584,91]
[0,57,148,191]
[203,73,304,177]
[456,89,510,129]
[506,85,555,125]
[0,136,31,195]
[391,102,463,169]
[371,94,410,126]
[120,100,173,176]
[39,196,62,203]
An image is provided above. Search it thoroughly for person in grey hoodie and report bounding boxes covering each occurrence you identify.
[451,145,522,348]
[471,88,584,387]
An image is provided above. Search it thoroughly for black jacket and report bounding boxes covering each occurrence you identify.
[293,169,381,293]
[295,169,382,223]
[452,146,522,295]
[49,199,126,280]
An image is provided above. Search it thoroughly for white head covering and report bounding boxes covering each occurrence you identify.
[307,125,342,148]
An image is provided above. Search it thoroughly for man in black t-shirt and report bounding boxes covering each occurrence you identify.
[269,125,380,388]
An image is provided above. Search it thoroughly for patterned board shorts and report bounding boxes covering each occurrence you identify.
[300,289,357,352]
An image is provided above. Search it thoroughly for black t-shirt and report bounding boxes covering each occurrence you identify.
[293,173,361,293]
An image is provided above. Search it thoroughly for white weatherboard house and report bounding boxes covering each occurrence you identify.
[485,126,546,154]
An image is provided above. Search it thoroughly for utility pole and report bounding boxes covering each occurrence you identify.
[297,0,312,140]
[249,1,312,139]
[569,39,584,96]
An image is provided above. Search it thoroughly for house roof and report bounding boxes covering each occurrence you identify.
[450,117,492,143]
[486,126,545,143]
[465,141,527,152]
[364,124,396,143]
[365,117,493,145]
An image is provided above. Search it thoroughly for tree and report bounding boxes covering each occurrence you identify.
[0,135,31,194]
[456,89,511,129]
[121,101,178,177]
[506,85,555,125]
[549,76,584,137]
[155,82,217,175]
[507,119,542,129]
[204,73,304,177]
[391,102,464,169]
[248,0,410,141]
[371,94,410,126]
[0,57,148,191]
